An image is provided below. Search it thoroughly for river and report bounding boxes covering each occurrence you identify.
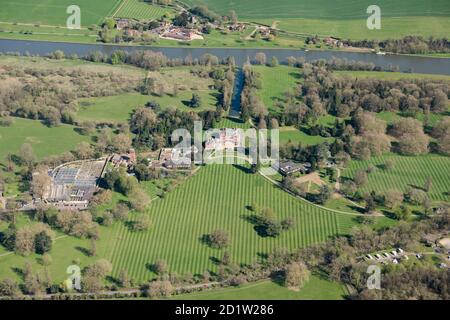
[1,39,450,75]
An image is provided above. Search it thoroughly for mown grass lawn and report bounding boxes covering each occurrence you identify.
[279,127,333,146]
[0,117,92,165]
[343,153,450,202]
[171,276,347,300]
[0,165,363,284]
[77,91,218,123]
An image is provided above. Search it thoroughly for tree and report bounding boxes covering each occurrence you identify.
[0,278,21,297]
[316,185,332,205]
[424,176,433,193]
[153,259,168,274]
[254,53,266,65]
[365,194,376,214]
[74,142,94,160]
[20,143,36,167]
[119,269,130,288]
[206,229,230,249]
[284,261,310,289]
[394,205,411,221]
[128,188,150,212]
[229,10,238,24]
[131,216,151,232]
[384,159,395,171]
[432,117,450,155]
[354,169,368,187]
[145,280,173,298]
[390,118,429,155]
[89,238,97,257]
[111,133,132,154]
[31,166,51,200]
[431,89,448,113]
[112,203,130,221]
[190,93,202,108]
[384,190,404,209]
[270,56,279,67]
[34,231,52,255]
[40,253,52,266]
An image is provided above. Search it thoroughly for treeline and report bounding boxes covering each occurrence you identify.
[345,36,450,54]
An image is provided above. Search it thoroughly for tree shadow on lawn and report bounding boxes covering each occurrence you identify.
[240,214,275,238]
[232,164,253,174]
[75,246,91,257]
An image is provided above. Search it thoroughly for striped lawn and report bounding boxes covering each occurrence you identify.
[343,153,450,202]
[104,165,356,282]
[113,0,171,20]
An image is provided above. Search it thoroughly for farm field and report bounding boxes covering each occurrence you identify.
[172,276,347,300]
[0,0,122,26]
[113,0,173,20]
[343,153,450,202]
[0,117,92,164]
[185,0,450,39]
[0,165,361,283]
[262,17,450,40]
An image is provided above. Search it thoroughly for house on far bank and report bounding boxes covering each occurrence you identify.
[276,160,311,176]
[161,27,204,41]
[324,37,341,46]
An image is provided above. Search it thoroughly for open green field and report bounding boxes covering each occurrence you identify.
[186,0,450,39]
[279,127,333,146]
[335,71,450,82]
[0,165,362,283]
[0,117,91,164]
[113,0,172,20]
[0,0,121,26]
[76,91,217,123]
[172,276,347,300]
[343,153,450,202]
[253,65,301,113]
